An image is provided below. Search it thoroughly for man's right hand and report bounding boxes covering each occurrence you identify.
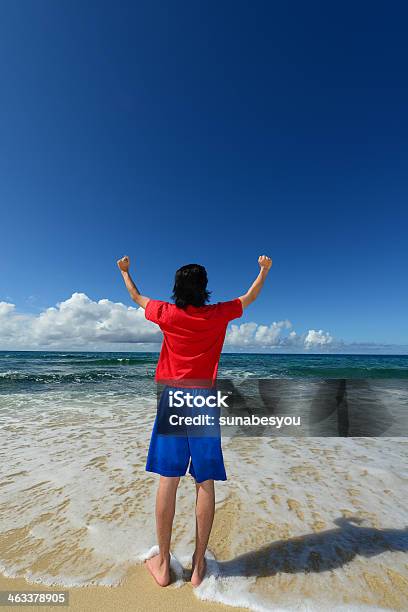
[258,255,272,271]
[117,255,130,272]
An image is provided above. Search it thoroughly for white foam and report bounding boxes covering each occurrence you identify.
[1,390,407,609]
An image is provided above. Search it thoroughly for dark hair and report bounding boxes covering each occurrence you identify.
[172,264,211,308]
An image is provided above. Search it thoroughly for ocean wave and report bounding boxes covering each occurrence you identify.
[0,353,85,360]
[0,369,152,385]
[0,353,158,364]
[67,357,156,366]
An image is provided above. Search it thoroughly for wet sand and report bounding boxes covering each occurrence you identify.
[0,568,247,612]
[1,436,408,610]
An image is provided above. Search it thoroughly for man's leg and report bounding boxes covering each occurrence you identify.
[146,475,180,586]
[191,479,215,587]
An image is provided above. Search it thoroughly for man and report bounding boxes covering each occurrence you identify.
[117,254,272,587]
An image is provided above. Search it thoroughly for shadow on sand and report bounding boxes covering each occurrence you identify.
[214,517,408,577]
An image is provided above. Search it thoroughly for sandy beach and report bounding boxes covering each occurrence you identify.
[0,568,246,612]
[2,431,408,610]
[1,354,408,611]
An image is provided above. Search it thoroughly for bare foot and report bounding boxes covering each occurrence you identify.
[191,554,207,587]
[145,553,170,587]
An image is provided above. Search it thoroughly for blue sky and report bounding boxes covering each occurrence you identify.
[0,1,407,351]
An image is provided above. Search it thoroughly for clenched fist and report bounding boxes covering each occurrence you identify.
[258,255,272,271]
[117,255,130,272]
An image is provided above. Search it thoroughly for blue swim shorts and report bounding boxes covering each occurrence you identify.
[145,385,227,483]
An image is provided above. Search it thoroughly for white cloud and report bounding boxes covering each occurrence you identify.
[0,302,16,316]
[226,320,293,348]
[225,320,334,350]
[304,329,333,347]
[0,293,161,350]
[4,292,395,353]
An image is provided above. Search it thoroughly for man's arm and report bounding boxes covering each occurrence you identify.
[117,255,150,309]
[238,255,272,309]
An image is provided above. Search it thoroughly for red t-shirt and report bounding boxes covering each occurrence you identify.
[145,298,243,387]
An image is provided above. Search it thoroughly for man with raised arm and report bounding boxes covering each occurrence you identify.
[117,254,272,587]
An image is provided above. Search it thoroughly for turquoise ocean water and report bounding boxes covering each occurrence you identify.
[1,351,407,396]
